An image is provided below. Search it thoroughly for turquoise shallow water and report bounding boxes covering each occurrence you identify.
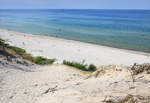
[0,9,150,53]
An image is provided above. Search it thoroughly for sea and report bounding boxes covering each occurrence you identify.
[0,9,150,53]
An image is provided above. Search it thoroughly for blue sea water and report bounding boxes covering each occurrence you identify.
[0,9,150,53]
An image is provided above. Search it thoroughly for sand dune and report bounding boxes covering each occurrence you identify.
[1,58,150,103]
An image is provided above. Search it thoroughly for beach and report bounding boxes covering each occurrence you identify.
[1,29,150,103]
[0,28,150,66]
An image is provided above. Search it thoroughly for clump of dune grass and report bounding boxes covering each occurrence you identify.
[88,64,97,71]
[34,56,55,65]
[8,46,55,65]
[0,38,55,65]
[0,38,5,43]
[63,60,97,72]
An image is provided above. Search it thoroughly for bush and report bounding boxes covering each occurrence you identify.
[34,56,55,65]
[88,64,97,71]
[23,53,35,62]
[63,60,96,72]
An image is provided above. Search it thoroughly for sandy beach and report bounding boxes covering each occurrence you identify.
[0,28,150,66]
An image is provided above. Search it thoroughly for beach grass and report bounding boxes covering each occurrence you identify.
[0,38,55,65]
[63,60,97,72]
[34,56,55,65]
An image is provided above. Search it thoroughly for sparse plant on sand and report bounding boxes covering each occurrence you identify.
[63,60,97,72]
[88,64,97,71]
[0,38,55,65]
[34,56,55,65]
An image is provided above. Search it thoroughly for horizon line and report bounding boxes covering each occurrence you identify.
[0,8,150,10]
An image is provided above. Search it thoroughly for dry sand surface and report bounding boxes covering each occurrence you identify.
[0,58,150,103]
[0,28,150,66]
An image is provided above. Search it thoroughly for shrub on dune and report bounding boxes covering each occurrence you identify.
[63,60,97,72]
[88,64,97,71]
[0,38,55,65]
[34,56,55,65]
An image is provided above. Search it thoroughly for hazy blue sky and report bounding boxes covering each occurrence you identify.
[0,0,150,9]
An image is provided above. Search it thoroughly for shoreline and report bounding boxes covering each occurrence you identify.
[4,28,150,57]
[0,28,150,66]
[47,35,150,57]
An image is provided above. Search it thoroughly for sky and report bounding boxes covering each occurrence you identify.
[0,0,150,9]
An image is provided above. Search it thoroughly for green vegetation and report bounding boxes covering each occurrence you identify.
[0,38,5,43]
[63,60,97,72]
[0,38,55,65]
[8,46,26,54]
[8,46,35,62]
[88,64,97,71]
[0,39,8,47]
[34,56,55,65]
